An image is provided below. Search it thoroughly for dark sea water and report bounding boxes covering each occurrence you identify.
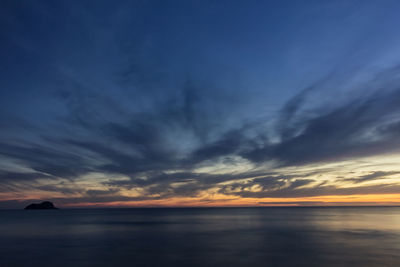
[0,207,399,267]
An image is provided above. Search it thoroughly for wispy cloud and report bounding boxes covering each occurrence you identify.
[1,0,400,207]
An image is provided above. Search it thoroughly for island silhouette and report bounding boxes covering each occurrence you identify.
[24,201,58,210]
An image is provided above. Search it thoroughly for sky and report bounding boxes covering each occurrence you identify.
[1,0,400,208]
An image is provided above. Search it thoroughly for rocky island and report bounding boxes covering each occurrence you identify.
[24,201,58,210]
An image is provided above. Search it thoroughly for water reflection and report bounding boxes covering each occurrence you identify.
[0,207,399,266]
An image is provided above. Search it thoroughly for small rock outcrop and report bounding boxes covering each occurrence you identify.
[24,201,58,210]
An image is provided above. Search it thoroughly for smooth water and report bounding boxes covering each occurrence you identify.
[0,207,400,267]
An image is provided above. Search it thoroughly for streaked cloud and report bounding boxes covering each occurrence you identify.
[1,0,400,207]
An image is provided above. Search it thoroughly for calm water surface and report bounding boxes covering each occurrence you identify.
[0,207,399,267]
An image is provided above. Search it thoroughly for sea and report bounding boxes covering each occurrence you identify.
[0,207,399,267]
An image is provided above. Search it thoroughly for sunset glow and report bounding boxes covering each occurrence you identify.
[1,0,400,209]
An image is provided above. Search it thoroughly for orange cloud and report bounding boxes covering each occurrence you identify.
[60,194,400,208]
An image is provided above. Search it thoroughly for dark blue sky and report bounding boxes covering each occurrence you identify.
[1,0,400,208]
